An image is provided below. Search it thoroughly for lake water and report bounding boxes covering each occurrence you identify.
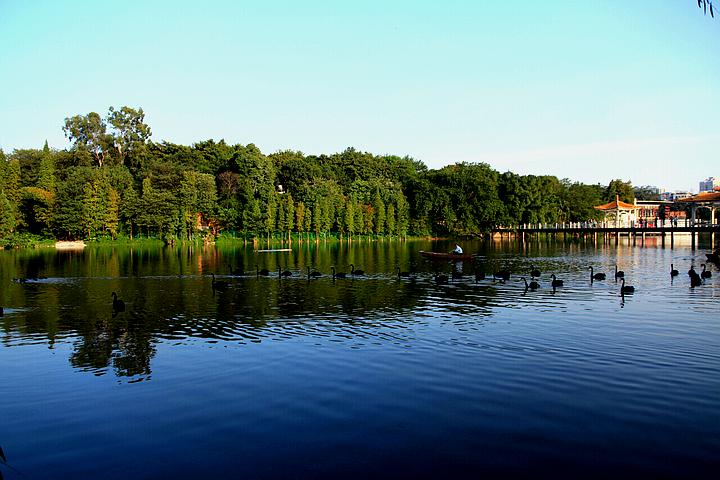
[1,237,719,478]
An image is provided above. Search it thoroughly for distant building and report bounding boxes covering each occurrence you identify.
[699,177,717,192]
[635,199,674,224]
[660,191,693,202]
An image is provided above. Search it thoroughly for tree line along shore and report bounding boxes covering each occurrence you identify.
[0,106,652,248]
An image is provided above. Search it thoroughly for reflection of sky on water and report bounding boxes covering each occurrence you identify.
[1,238,719,478]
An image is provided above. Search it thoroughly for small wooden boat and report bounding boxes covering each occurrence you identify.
[420,251,476,261]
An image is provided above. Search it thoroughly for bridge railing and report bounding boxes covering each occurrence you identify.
[498,219,719,231]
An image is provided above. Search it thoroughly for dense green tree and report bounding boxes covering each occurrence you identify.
[82,175,107,238]
[344,197,356,237]
[302,203,313,235]
[4,106,641,241]
[106,188,120,239]
[63,112,113,167]
[264,194,277,239]
[633,186,661,201]
[386,204,396,235]
[38,141,56,193]
[372,191,386,235]
[0,190,15,235]
[106,106,151,167]
[562,181,605,222]
[605,179,634,203]
[21,187,54,235]
[394,193,410,236]
[136,178,179,237]
[429,163,502,234]
[278,194,295,239]
[2,158,23,231]
[52,168,91,239]
[295,201,306,234]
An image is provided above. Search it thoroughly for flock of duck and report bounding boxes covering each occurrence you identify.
[204,260,715,298]
[96,260,716,312]
[2,260,713,317]
[210,264,367,290]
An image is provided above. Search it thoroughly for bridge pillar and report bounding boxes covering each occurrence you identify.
[692,228,696,250]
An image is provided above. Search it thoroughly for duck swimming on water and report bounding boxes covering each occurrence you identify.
[620,278,634,294]
[589,266,606,281]
[700,264,712,279]
[494,270,511,282]
[615,265,625,279]
[111,292,125,311]
[521,277,540,291]
[331,266,347,279]
[397,267,412,279]
[211,273,229,290]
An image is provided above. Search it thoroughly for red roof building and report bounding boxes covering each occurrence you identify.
[676,190,720,226]
[594,195,640,227]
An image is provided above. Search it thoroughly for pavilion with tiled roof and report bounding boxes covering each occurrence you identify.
[675,187,720,226]
[594,195,641,227]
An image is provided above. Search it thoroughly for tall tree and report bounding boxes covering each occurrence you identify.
[605,179,634,203]
[372,191,385,235]
[105,188,120,239]
[38,141,56,192]
[0,190,15,236]
[63,112,112,167]
[106,106,151,167]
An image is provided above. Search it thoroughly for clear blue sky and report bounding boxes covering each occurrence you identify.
[1,0,718,192]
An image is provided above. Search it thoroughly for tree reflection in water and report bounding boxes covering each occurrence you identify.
[0,238,569,379]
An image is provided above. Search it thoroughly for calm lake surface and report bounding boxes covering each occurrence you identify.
[1,237,719,478]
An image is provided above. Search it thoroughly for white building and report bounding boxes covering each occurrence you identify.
[660,191,693,202]
[699,177,717,193]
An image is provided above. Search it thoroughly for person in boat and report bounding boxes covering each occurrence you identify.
[451,244,463,255]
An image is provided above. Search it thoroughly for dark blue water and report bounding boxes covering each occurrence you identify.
[1,238,719,478]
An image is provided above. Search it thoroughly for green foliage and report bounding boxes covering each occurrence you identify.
[3,106,630,243]
[52,167,91,239]
[21,186,54,235]
[38,141,56,193]
[373,191,385,235]
[0,190,16,236]
[633,186,660,201]
[0,232,46,249]
[106,188,120,239]
[136,178,180,237]
[605,179,634,203]
[428,163,502,234]
[63,111,112,167]
[106,106,151,167]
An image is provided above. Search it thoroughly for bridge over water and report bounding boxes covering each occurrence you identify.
[492,222,720,250]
